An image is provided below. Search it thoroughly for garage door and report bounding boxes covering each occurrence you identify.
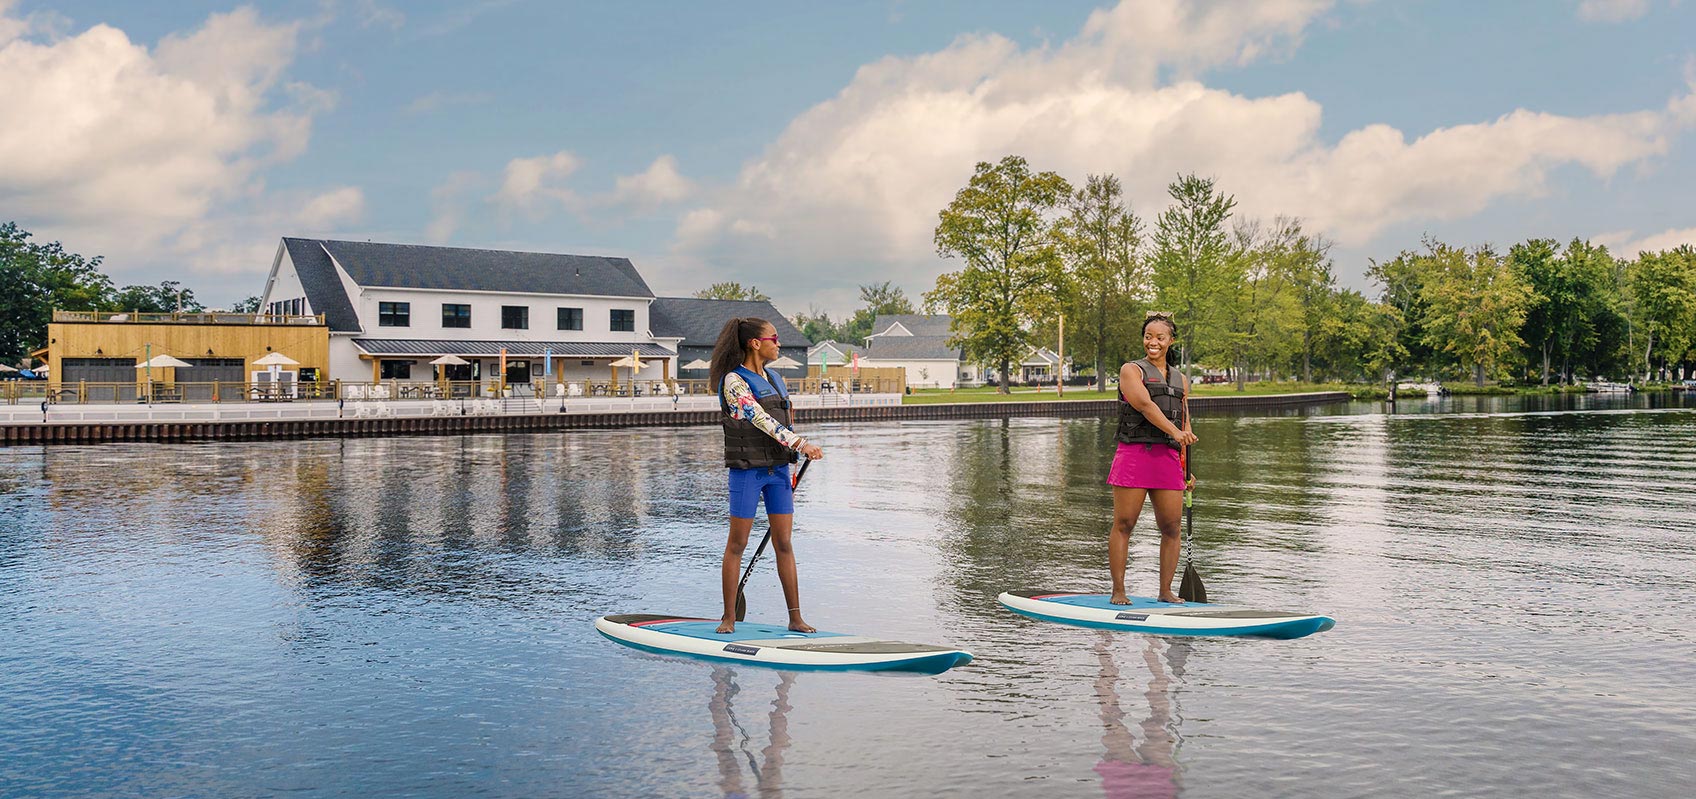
[61,358,137,401]
[180,358,247,400]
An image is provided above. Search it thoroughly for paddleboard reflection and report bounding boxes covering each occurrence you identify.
[1095,632,1191,798]
[709,666,795,799]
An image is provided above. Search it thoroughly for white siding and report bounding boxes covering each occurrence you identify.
[863,358,961,389]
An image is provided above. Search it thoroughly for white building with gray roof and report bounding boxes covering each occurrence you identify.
[861,314,980,388]
[260,238,687,386]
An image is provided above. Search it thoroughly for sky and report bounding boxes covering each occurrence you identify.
[4,0,1695,318]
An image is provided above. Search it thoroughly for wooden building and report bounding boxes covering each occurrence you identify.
[44,310,330,401]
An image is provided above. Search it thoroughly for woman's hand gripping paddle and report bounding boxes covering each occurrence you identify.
[1178,446,1208,603]
[734,458,811,622]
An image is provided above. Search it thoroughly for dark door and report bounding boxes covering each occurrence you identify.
[61,358,137,401]
[180,358,246,400]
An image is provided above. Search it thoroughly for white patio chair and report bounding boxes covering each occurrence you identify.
[553,383,566,398]
[567,383,584,398]
[345,384,365,400]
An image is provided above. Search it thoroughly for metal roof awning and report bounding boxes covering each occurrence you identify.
[352,339,676,358]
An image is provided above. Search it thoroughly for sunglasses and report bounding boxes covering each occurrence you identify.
[755,335,780,343]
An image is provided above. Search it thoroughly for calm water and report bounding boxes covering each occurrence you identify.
[4,394,1695,798]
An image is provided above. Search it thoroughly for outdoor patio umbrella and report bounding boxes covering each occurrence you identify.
[429,354,470,365]
[253,352,297,394]
[137,354,194,369]
[768,355,803,369]
[34,365,48,376]
[681,359,711,370]
[609,352,643,387]
[136,355,190,402]
[0,364,15,373]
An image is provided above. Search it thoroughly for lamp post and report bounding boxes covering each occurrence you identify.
[1056,314,1064,397]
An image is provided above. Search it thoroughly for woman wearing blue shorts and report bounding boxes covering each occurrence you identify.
[709,317,823,634]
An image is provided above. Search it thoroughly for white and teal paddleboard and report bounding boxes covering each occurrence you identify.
[998,590,1334,639]
[595,614,973,674]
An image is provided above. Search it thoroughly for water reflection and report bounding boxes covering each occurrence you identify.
[1095,633,1189,799]
[709,667,794,799]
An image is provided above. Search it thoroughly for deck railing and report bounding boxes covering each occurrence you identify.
[4,375,906,405]
[51,310,326,326]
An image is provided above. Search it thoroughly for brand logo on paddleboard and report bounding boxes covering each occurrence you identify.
[723,644,760,656]
[1114,612,1148,621]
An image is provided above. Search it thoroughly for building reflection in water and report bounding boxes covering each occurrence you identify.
[1095,632,1189,798]
[708,666,794,799]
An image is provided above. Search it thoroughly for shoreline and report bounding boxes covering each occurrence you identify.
[0,391,1350,446]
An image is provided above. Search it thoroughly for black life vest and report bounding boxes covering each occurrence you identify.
[720,366,798,469]
[1116,357,1187,447]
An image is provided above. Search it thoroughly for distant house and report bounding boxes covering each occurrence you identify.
[861,314,978,388]
[806,340,866,369]
[649,297,810,383]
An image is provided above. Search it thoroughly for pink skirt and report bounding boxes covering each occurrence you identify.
[1106,441,1184,490]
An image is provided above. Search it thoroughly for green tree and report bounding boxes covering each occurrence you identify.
[1313,289,1406,382]
[231,296,262,313]
[840,281,916,343]
[692,282,771,302]
[110,280,205,314]
[926,155,1072,393]
[0,222,112,364]
[1417,241,1534,386]
[1150,174,1236,368]
[1629,246,1696,381]
[1511,238,1565,385]
[791,306,842,345]
[1367,245,1439,378]
[1052,173,1147,380]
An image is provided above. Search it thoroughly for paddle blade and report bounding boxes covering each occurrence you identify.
[735,590,747,622]
[1179,563,1207,603]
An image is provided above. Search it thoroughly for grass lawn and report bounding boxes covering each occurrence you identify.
[902,382,1370,404]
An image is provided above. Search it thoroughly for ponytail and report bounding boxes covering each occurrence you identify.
[709,317,770,391]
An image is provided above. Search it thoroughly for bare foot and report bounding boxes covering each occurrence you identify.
[787,614,816,634]
[1157,594,1184,604]
[1110,592,1131,605]
[716,618,735,634]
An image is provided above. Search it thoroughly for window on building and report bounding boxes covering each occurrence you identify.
[501,305,529,330]
[379,301,410,327]
[610,308,635,332]
[557,307,583,331]
[442,303,471,328]
[379,360,412,379]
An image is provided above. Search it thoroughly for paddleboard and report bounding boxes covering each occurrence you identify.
[998,590,1334,639]
[595,614,974,674]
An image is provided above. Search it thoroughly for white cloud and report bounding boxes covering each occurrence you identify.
[673,0,1692,314]
[1595,225,1696,256]
[425,170,485,243]
[353,0,405,30]
[608,155,694,208]
[1576,0,1651,23]
[296,186,366,229]
[490,150,581,217]
[0,5,340,286]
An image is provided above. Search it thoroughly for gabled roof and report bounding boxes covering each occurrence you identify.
[869,314,952,338]
[649,297,809,347]
[309,238,655,298]
[808,339,866,358]
[865,335,959,361]
[283,238,362,333]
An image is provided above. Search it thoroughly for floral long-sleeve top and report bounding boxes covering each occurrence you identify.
[722,372,806,451]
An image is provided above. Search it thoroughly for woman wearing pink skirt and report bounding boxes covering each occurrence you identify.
[1107,314,1196,604]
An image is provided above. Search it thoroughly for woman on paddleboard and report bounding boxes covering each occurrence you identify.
[709,317,824,634]
[1108,312,1196,605]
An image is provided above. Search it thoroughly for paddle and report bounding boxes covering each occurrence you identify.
[734,458,811,622]
[1178,445,1207,603]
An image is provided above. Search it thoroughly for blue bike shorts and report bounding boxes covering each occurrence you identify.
[728,464,794,519]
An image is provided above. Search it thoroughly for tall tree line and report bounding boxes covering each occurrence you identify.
[921,158,1696,389]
